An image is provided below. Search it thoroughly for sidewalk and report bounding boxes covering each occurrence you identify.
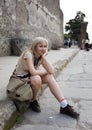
[0,46,79,129]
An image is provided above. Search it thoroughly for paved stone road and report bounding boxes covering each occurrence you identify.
[12,49,92,130]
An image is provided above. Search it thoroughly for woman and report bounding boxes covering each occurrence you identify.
[11,37,79,119]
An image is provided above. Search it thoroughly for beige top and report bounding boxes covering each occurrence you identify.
[15,51,42,76]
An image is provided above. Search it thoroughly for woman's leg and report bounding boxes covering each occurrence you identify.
[42,74,79,118]
[30,75,42,100]
[41,74,65,103]
[29,75,42,112]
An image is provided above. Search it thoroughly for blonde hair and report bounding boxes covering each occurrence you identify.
[19,37,48,58]
[31,37,48,54]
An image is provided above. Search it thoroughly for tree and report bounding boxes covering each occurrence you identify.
[65,11,89,42]
[64,33,70,40]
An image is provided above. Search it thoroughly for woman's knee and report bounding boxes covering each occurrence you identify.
[43,74,54,82]
[31,75,42,86]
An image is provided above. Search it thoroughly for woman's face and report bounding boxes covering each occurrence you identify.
[35,42,47,57]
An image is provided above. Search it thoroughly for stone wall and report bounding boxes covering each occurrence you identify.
[0,0,16,56]
[0,0,63,56]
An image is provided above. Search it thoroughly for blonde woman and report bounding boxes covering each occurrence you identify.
[11,37,79,119]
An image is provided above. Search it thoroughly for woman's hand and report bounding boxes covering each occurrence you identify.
[42,51,48,58]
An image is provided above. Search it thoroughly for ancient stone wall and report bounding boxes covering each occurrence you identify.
[0,0,16,56]
[0,0,63,56]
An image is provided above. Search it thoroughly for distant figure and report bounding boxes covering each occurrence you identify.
[68,41,72,48]
[64,40,68,48]
[85,40,90,51]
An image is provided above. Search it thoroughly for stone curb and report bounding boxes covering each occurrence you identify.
[54,49,79,74]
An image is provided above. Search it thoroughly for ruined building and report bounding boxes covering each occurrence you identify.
[0,0,63,56]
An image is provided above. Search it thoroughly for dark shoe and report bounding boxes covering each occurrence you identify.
[30,100,41,113]
[60,104,79,119]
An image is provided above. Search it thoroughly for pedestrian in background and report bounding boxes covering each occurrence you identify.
[85,39,90,51]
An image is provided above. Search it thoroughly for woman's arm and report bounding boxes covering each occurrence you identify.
[41,55,54,74]
[26,58,48,76]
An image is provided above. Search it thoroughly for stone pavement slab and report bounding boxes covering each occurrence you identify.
[56,50,92,130]
[14,124,79,130]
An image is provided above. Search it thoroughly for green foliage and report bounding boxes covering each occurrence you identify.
[65,11,89,41]
[64,33,70,40]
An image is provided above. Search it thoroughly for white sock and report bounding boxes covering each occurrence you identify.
[60,99,68,108]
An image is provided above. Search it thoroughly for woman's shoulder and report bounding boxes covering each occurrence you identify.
[23,50,33,59]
